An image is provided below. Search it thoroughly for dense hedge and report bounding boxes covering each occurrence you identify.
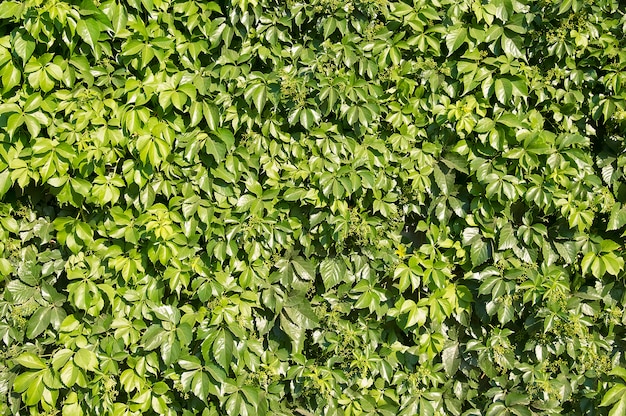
[1,0,626,415]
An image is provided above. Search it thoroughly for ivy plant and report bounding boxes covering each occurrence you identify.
[1,0,626,415]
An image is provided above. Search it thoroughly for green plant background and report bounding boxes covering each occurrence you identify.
[1,0,626,415]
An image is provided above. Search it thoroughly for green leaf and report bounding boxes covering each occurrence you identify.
[441,342,460,376]
[161,332,181,366]
[14,352,46,369]
[212,328,233,370]
[12,30,35,63]
[558,0,573,14]
[23,114,42,137]
[52,349,74,371]
[189,101,203,127]
[7,280,37,303]
[244,82,267,114]
[609,367,626,381]
[142,325,165,350]
[205,137,226,162]
[2,62,21,92]
[394,258,422,292]
[495,78,512,104]
[284,298,319,330]
[319,257,346,290]
[501,34,523,58]
[603,253,624,276]
[0,258,13,276]
[203,103,220,130]
[505,392,530,407]
[608,204,626,231]
[0,169,12,197]
[106,1,128,35]
[446,27,467,56]
[191,371,212,404]
[74,348,97,371]
[406,305,427,328]
[120,369,143,393]
[13,371,39,394]
[215,128,235,148]
[601,384,626,407]
[323,16,337,38]
[152,304,181,324]
[0,1,22,19]
[471,239,489,267]
[498,223,517,250]
[581,252,595,276]
[76,19,100,53]
[299,108,319,130]
[291,256,316,281]
[25,373,45,406]
[498,302,514,324]
[609,395,626,416]
[60,362,80,388]
[280,312,305,354]
[26,306,51,339]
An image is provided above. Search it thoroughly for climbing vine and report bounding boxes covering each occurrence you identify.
[1,0,626,415]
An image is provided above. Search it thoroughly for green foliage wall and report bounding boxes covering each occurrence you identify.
[1,0,626,414]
